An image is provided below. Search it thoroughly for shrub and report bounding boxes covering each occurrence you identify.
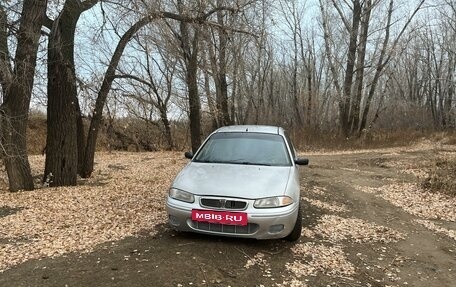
[422,158,456,197]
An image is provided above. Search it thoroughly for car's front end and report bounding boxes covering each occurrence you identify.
[166,164,301,239]
[167,194,299,239]
[165,125,308,240]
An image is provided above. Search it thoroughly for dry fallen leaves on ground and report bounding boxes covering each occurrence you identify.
[287,242,355,279]
[282,215,403,285]
[1,140,455,282]
[308,186,326,196]
[275,278,308,287]
[302,197,349,213]
[414,219,456,240]
[357,183,456,222]
[243,252,272,277]
[353,145,456,242]
[302,215,405,244]
[0,152,186,272]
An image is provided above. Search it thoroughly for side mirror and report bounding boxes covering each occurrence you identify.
[295,158,309,166]
[184,151,194,159]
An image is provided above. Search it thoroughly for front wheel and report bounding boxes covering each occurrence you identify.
[285,204,302,241]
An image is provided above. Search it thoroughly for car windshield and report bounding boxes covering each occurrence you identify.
[193,132,292,166]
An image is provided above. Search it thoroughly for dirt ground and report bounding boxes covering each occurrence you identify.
[1,143,455,287]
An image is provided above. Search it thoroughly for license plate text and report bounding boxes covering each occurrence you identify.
[191,209,248,226]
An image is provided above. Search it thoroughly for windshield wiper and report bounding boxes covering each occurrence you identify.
[238,161,271,166]
[194,159,271,166]
[192,159,215,163]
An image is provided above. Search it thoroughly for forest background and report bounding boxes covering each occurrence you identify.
[1,0,455,192]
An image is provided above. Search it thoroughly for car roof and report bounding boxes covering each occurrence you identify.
[214,125,284,135]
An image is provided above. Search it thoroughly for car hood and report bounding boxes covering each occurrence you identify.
[172,162,292,199]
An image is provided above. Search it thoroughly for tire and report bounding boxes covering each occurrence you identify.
[285,204,302,241]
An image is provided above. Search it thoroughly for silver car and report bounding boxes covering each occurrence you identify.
[166,125,309,240]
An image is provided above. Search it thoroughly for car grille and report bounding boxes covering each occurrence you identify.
[190,221,259,234]
[200,198,247,210]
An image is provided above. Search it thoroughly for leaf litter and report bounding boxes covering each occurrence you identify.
[350,144,456,242]
[0,152,186,272]
[356,183,456,223]
[1,141,455,287]
[302,215,405,244]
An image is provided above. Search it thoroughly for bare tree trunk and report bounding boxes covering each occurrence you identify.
[298,29,314,127]
[216,3,231,126]
[157,105,174,150]
[76,101,85,174]
[180,18,201,153]
[292,40,301,127]
[290,15,301,127]
[202,52,218,128]
[45,2,82,186]
[45,0,99,186]
[350,0,372,134]
[445,54,454,127]
[0,0,47,191]
[306,57,313,127]
[160,67,176,150]
[319,0,342,120]
[205,35,221,128]
[187,56,202,153]
[340,0,361,137]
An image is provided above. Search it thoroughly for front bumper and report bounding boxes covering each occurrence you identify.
[166,197,299,240]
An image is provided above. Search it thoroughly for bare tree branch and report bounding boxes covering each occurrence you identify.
[330,0,351,31]
[0,5,12,87]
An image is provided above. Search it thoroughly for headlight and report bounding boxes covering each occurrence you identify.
[169,188,195,203]
[254,196,294,208]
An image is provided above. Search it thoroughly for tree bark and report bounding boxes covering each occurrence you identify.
[45,5,80,186]
[180,20,201,153]
[319,0,342,114]
[445,54,454,127]
[0,0,47,191]
[350,0,371,134]
[206,34,221,128]
[216,3,231,126]
[202,55,218,128]
[45,0,98,186]
[340,0,361,137]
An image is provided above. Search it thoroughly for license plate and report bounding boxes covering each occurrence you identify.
[191,209,248,226]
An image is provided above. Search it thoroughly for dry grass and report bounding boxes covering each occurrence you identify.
[422,158,456,197]
[27,112,47,155]
[290,128,434,151]
[26,112,455,155]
